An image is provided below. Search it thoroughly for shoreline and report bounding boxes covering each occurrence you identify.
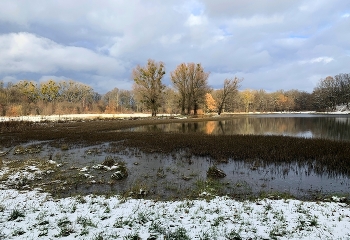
[0,111,349,122]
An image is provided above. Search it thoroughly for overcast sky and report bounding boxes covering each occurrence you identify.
[0,0,349,94]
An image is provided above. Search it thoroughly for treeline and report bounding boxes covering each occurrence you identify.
[0,60,349,116]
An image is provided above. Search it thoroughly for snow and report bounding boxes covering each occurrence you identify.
[0,113,176,122]
[0,111,349,123]
[0,188,349,239]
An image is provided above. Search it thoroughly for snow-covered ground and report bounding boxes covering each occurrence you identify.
[0,113,175,122]
[0,188,349,239]
[0,163,350,239]
[0,109,349,122]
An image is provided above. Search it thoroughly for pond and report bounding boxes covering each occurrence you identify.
[127,114,350,141]
[2,114,350,200]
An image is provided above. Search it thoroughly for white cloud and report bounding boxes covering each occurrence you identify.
[186,14,206,26]
[275,37,306,48]
[310,57,334,64]
[2,76,17,83]
[299,57,334,65]
[159,34,183,46]
[230,15,284,27]
[0,32,124,75]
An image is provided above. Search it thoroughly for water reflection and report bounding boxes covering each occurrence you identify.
[130,114,350,141]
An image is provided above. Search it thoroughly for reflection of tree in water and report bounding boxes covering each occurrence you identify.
[311,117,350,141]
[137,116,350,141]
[208,116,350,141]
[205,121,216,134]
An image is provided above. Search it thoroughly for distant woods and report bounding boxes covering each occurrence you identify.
[1,60,349,116]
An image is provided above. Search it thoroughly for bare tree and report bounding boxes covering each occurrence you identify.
[313,76,338,111]
[132,59,165,116]
[214,77,242,115]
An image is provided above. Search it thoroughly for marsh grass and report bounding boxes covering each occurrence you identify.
[3,117,350,177]
[2,117,350,201]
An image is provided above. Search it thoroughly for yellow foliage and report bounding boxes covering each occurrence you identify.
[205,93,217,112]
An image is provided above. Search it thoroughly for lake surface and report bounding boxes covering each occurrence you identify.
[128,114,350,141]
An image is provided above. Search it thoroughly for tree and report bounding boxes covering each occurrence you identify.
[205,93,217,112]
[40,80,60,103]
[103,87,120,113]
[313,76,338,111]
[162,87,179,114]
[132,59,166,116]
[15,80,40,104]
[214,77,242,115]
[171,63,210,115]
[59,80,94,111]
[170,63,188,115]
[334,73,350,107]
[241,89,255,112]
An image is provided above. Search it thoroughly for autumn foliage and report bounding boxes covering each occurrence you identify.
[1,62,348,116]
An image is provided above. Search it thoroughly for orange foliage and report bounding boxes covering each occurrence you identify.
[104,105,117,114]
[7,105,22,116]
[205,93,217,112]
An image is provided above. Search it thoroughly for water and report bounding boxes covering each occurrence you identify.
[127,114,350,141]
[3,114,350,199]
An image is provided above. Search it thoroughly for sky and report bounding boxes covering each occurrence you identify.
[0,0,349,94]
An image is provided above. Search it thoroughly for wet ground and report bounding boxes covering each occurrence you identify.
[2,140,349,201]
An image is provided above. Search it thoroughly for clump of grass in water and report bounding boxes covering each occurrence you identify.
[102,155,115,167]
[207,165,226,179]
[111,161,128,180]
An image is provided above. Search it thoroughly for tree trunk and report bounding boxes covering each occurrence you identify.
[193,102,198,115]
[218,107,222,115]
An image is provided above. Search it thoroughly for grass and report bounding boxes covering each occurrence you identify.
[1,188,350,239]
[8,209,25,221]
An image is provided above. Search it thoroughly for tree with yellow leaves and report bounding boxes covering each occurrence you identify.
[205,93,217,112]
[132,59,166,116]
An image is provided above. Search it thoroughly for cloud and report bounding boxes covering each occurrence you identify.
[299,57,334,65]
[38,75,71,83]
[186,14,207,26]
[310,57,334,64]
[229,14,284,27]
[0,0,349,94]
[0,32,124,75]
